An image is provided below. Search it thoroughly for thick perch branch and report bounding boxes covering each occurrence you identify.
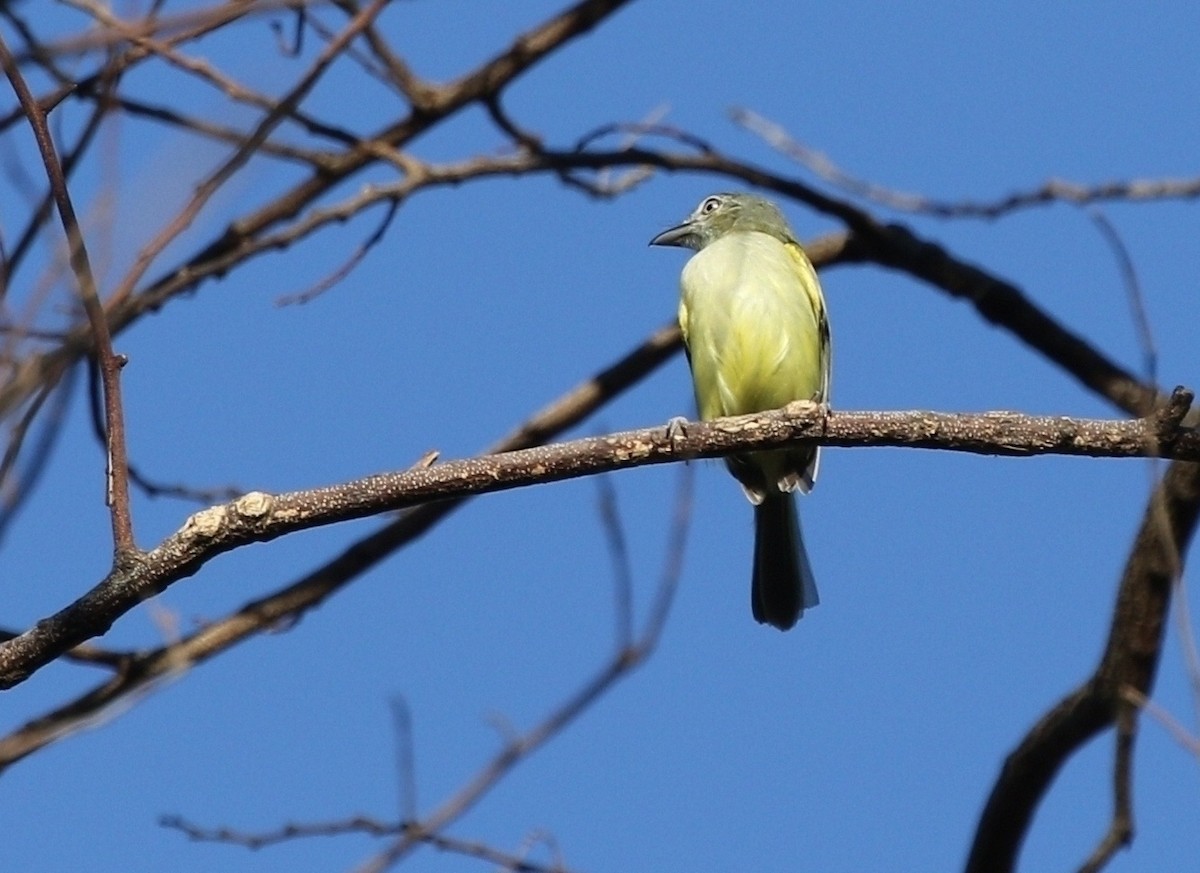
[0,398,1195,690]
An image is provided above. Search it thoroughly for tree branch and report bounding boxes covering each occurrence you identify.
[0,320,683,770]
[163,462,691,873]
[965,457,1200,873]
[0,32,135,554]
[733,107,1200,219]
[1,399,1196,691]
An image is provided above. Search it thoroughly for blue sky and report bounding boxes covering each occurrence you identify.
[3,3,1199,872]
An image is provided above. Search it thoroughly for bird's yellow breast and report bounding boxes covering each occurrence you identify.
[679,231,827,422]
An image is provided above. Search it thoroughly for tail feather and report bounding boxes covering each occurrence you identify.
[751,494,818,630]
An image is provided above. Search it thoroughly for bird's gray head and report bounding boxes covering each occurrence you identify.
[649,192,795,251]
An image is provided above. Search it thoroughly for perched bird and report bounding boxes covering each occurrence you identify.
[650,192,831,630]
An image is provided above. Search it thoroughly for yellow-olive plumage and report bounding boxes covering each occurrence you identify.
[651,193,830,630]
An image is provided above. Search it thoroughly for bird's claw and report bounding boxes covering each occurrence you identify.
[665,416,690,442]
[784,398,830,421]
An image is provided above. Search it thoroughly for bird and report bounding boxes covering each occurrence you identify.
[650,192,831,630]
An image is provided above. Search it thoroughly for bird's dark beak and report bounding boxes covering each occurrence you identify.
[648,221,695,248]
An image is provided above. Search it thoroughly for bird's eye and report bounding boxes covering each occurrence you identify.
[700,196,721,214]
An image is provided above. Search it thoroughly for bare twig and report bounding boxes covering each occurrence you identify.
[19,2,291,61]
[162,813,402,848]
[1076,700,1137,873]
[3,71,112,286]
[485,94,543,151]
[107,94,335,167]
[63,0,359,147]
[390,697,418,823]
[107,0,389,309]
[596,475,634,650]
[1123,687,1200,756]
[83,357,242,504]
[732,107,933,212]
[1172,574,1200,736]
[0,366,76,543]
[569,105,671,196]
[113,0,638,307]
[734,107,1200,219]
[125,472,245,505]
[162,814,578,873]
[328,0,437,108]
[1089,209,1158,387]
[274,200,399,306]
[646,462,694,642]
[269,2,305,57]
[0,32,135,553]
[573,119,714,155]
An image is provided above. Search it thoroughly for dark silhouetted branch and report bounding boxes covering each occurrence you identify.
[965,458,1200,873]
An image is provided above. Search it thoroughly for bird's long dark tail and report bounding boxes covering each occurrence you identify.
[752,494,819,630]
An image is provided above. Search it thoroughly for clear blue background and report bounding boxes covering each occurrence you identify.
[3,3,1198,871]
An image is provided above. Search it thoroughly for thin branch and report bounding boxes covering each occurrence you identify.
[0,385,57,510]
[84,351,243,504]
[0,365,76,544]
[107,94,335,168]
[304,3,409,94]
[645,462,694,643]
[1171,573,1200,737]
[563,105,672,196]
[731,107,935,212]
[596,475,634,650]
[573,119,714,155]
[484,94,543,151]
[355,463,690,873]
[65,0,360,148]
[0,32,135,553]
[1124,687,1200,756]
[390,697,418,824]
[274,200,399,306]
[106,0,389,309]
[268,2,305,57]
[328,0,439,108]
[1088,209,1158,387]
[3,58,116,287]
[733,107,1200,218]
[0,1,275,149]
[160,812,390,847]
[20,1,304,62]
[124,473,244,506]
[1077,701,1137,873]
[163,815,578,873]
